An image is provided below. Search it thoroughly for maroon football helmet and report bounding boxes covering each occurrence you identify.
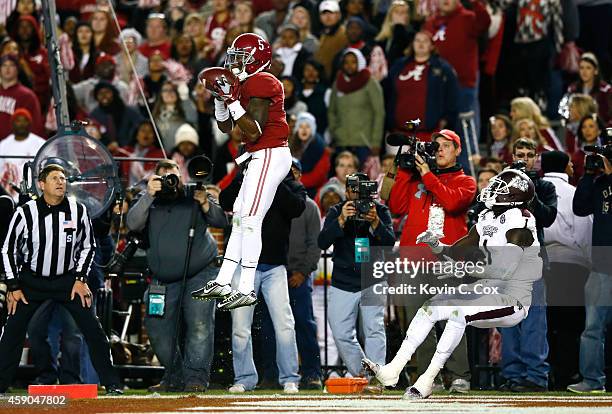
[224,33,272,82]
[478,169,535,209]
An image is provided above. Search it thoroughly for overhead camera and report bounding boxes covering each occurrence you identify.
[584,128,612,171]
[346,173,377,221]
[387,120,439,174]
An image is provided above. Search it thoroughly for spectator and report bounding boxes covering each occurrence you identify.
[375,0,414,67]
[298,59,330,136]
[328,48,384,164]
[473,114,513,166]
[127,160,227,392]
[387,129,476,393]
[0,55,43,140]
[139,13,171,59]
[275,23,312,79]
[541,151,592,389]
[138,51,168,110]
[115,28,148,84]
[219,165,304,394]
[317,172,395,382]
[5,0,40,36]
[512,118,554,158]
[384,30,459,142]
[90,80,144,150]
[566,52,612,126]
[289,112,331,197]
[341,16,387,81]
[90,8,121,56]
[72,53,130,113]
[232,1,269,41]
[0,108,45,200]
[116,120,165,188]
[0,38,34,90]
[255,0,291,44]
[171,34,199,77]
[69,21,98,84]
[152,80,197,153]
[315,150,358,207]
[315,0,348,81]
[288,5,319,54]
[499,137,558,393]
[571,113,607,184]
[510,97,562,150]
[423,0,490,155]
[171,123,205,182]
[191,81,215,158]
[565,93,598,155]
[203,0,232,62]
[12,15,51,113]
[569,146,612,394]
[183,13,209,58]
[281,76,308,117]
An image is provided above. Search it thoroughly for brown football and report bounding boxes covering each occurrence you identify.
[197,67,237,93]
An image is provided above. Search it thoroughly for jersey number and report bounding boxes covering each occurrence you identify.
[257,39,265,50]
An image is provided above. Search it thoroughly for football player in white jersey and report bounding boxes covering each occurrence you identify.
[363,169,542,399]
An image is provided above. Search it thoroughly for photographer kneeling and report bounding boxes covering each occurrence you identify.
[127,160,228,392]
[317,172,395,385]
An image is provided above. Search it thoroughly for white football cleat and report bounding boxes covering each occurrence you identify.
[402,375,433,400]
[361,358,400,387]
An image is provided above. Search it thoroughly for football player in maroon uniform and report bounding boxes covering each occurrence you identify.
[192,33,292,310]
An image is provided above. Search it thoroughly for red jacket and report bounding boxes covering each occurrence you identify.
[388,166,476,248]
[424,1,490,88]
[301,147,331,192]
[0,83,44,140]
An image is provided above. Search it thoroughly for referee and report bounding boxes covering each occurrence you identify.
[0,164,122,395]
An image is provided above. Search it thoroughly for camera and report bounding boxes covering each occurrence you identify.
[387,120,439,174]
[155,173,180,198]
[346,173,377,221]
[105,232,145,276]
[584,128,612,171]
[509,160,539,181]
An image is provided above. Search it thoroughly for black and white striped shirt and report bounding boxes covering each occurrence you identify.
[1,197,95,289]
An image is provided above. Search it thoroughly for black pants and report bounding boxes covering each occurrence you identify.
[0,271,119,392]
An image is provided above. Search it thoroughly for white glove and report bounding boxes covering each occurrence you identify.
[416,230,443,254]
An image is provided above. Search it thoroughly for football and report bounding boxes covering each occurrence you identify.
[197,66,237,94]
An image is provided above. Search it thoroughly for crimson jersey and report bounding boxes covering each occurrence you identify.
[395,60,429,131]
[239,72,289,152]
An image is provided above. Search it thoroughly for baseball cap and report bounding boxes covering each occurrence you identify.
[95,53,116,66]
[319,0,340,13]
[432,129,461,149]
[291,157,302,172]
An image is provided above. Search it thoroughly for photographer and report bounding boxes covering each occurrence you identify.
[317,172,395,384]
[498,138,558,393]
[387,129,476,393]
[126,160,227,392]
[569,149,612,393]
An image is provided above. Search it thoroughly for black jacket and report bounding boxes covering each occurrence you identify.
[220,173,306,266]
[318,200,395,292]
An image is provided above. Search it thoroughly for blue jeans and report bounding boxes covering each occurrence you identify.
[579,271,612,389]
[500,278,550,388]
[260,274,322,381]
[144,266,217,387]
[231,265,300,390]
[327,285,386,376]
[28,301,83,384]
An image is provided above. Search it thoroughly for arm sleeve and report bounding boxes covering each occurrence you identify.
[372,204,396,246]
[75,206,96,278]
[421,173,477,214]
[1,208,26,290]
[276,180,307,220]
[470,0,491,37]
[126,192,155,232]
[387,168,413,215]
[204,195,228,228]
[532,181,558,228]
[327,87,338,139]
[317,206,344,250]
[573,174,596,216]
[302,202,322,274]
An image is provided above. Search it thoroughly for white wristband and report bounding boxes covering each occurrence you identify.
[214,99,230,122]
[227,100,246,121]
